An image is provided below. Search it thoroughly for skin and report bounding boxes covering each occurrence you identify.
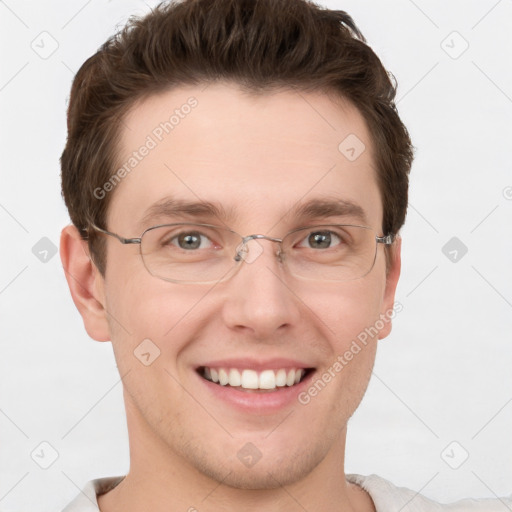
[61,82,401,512]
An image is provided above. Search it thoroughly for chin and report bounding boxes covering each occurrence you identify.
[177,435,331,490]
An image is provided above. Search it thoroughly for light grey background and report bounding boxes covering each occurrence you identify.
[1,1,511,511]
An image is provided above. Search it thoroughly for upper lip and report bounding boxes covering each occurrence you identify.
[196,358,315,372]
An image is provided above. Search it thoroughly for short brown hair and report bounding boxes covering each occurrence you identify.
[61,0,414,274]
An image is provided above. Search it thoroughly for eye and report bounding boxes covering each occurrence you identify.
[298,230,343,250]
[169,231,214,250]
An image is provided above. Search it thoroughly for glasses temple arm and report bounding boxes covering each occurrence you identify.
[89,224,142,245]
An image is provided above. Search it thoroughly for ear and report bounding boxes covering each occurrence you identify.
[378,235,402,340]
[60,225,110,342]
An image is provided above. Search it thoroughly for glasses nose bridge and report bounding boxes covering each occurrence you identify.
[235,233,284,263]
[242,233,282,245]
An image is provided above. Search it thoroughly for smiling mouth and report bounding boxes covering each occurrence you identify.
[197,366,314,392]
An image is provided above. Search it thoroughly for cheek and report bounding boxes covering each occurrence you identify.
[304,275,386,348]
[103,270,215,364]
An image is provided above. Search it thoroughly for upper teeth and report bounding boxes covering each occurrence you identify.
[203,367,305,390]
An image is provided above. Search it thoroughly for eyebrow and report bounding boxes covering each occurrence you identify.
[140,198,234,227]
[293,197,367,225]
[139,196,368,228]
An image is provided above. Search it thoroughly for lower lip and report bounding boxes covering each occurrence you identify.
[196,370,315,414]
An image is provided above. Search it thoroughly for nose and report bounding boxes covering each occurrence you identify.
[220,238,301,340]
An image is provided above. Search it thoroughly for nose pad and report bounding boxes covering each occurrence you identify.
[234,238,265,264]
[234,236,285,266]
[275,247,285,263]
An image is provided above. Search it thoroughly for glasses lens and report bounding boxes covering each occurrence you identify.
[139,223,379,283]
[140,224,240,283]
[282,225,378,281]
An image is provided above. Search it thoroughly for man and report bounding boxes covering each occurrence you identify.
[59,0,511,510]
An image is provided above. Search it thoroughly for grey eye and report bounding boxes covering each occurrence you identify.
[172,231,211,250]
[300,230,342,249]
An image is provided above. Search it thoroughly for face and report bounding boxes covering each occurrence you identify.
[92,83,400,488]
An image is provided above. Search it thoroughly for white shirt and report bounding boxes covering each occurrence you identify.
[62,473,512,511]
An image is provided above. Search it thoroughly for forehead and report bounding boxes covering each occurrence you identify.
[108,83,383,233]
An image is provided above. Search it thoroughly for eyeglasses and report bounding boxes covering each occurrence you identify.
[89,222,394,284]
